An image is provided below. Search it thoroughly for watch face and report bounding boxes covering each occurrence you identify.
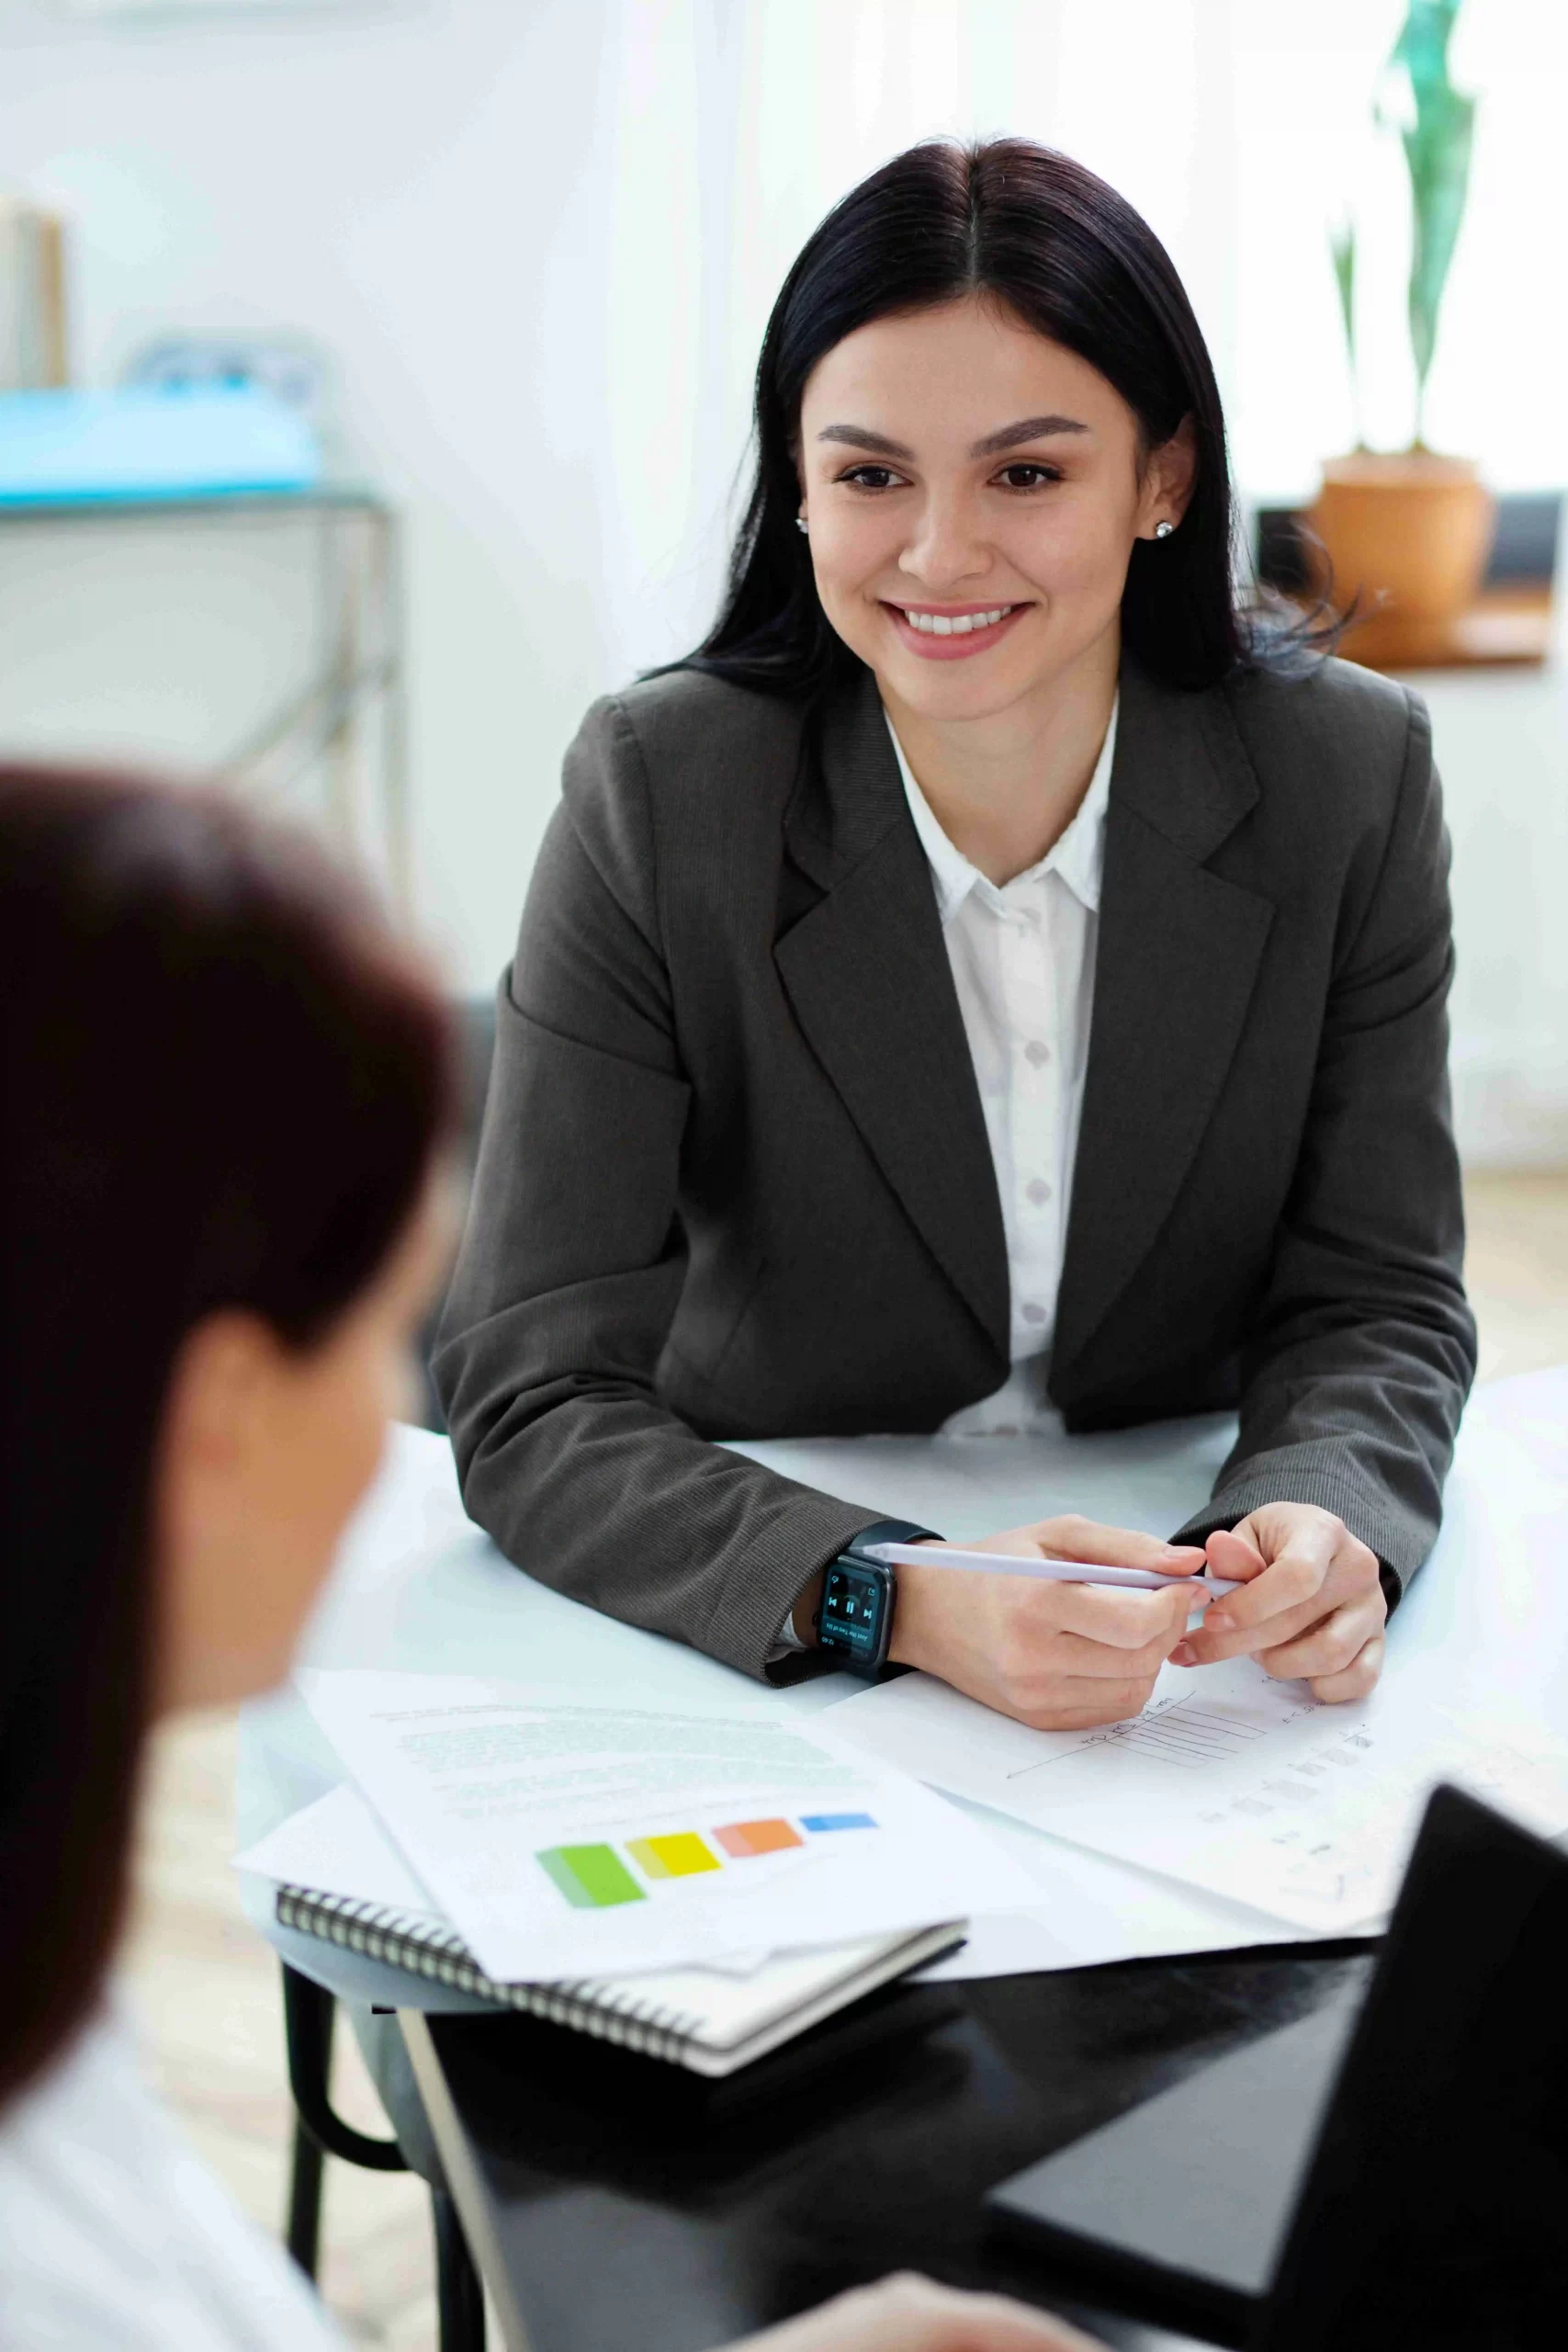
[821,1562,884,1661]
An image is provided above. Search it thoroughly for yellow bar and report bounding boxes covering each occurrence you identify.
[626,1831,722,1881]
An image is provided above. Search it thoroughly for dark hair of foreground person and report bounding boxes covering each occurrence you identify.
[0,768,452,2105]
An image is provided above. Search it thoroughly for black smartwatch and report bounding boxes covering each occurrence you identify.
[816,1519,942,1679]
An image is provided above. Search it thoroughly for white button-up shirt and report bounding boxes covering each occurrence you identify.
[888,699,1117,1436]
[772,702,1119,1651]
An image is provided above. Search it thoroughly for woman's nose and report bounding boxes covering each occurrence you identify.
[897,492,994,592]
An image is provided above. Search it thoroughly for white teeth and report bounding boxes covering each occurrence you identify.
[903,605,1012,636]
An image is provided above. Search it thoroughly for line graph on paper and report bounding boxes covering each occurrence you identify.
[827,1649,1568,1932]
[987,1666,1568,1929]
[1007,1679,1324,1781]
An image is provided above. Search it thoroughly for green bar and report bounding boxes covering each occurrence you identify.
[536,1843,646,1910]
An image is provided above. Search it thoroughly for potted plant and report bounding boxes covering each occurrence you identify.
[1306,0,1495,663]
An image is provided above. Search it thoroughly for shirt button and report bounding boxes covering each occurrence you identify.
[1021,1302,1048,1326]
[1023,1040,1050,1068]
[1025,1178,1053,1206]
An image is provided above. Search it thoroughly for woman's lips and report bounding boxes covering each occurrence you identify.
[884,603,1029,661]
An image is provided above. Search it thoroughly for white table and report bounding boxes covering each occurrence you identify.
[238,1368,1568,2007]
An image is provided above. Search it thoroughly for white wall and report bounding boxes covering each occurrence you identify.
[0,0,1565,1156]
[1,0,625,985]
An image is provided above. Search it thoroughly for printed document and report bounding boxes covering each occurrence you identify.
[300,1670,1034,1980]
[238,1781,767,1975]
[830,1656,1568,1930]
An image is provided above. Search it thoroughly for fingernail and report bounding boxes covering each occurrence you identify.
[1205,1613,1233,1634]
[1171,1643,1195,1667]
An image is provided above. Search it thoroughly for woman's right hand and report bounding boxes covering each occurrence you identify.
[887,1516,1206,1731]
[726,2273,1105,2352]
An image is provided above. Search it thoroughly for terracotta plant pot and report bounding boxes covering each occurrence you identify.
[1303,452,1496,668]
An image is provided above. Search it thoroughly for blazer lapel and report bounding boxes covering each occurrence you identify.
[776,675,1010,1363]
[1052,657,1276,1380]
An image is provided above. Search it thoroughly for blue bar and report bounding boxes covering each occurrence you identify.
[800,1811,877,1832]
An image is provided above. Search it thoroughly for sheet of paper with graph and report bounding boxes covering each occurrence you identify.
[830,1655,1568,1931]
[299,1670,1035,1981]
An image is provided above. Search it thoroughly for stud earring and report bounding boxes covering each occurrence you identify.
[1154,520,1175,539]
[795,514,809,534]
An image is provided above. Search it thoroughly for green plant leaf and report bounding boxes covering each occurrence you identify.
[1329,217,1357,365]
[1405,88,1473,390]
[1377,1,1476,432]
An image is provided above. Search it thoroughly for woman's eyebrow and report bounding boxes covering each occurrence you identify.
[815,424,916,458]
[970,413,1090,456]
[815,413,1091,461]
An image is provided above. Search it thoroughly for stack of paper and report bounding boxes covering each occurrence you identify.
[830,1654,1568,1935]
[247,1653,1568,1994]
[271,1670,1037,1983]
[235,1781,966,2076]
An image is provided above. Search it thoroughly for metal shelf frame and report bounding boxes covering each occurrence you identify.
[0,485,411,911]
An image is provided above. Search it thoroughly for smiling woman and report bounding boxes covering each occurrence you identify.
[794,303,1201,884]
[694,138,1263,703]
[435,138,1476,1744]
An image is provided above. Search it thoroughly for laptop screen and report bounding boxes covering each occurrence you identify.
[1257,1783,1568,2350]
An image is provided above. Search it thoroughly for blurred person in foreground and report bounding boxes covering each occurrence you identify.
[0,764,1098,2352]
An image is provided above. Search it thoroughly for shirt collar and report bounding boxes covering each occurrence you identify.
[887,696,1118,926]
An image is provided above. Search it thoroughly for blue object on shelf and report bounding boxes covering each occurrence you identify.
[0,386,321,505]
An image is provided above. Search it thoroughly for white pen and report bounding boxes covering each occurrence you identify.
[862,1542,1239,1601]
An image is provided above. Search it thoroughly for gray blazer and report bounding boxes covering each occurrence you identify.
[434,652,1477,1680]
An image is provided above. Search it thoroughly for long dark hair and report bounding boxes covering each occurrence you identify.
[0,769,452,2108]
[687,138,1299,701]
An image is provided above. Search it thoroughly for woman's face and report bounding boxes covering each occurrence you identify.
[152,1179,453,1713]
[795,294,1192,725]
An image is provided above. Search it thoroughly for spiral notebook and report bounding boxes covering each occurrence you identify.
[276,1884,961,2076]
[243,1788,964,2078]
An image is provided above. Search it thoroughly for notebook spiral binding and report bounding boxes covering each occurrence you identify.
[276,1885,705,2064]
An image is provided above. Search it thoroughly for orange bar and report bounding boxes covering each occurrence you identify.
[714,1817,804,1859]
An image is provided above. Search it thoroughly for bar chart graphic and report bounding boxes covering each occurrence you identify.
[537,1814,882,1908]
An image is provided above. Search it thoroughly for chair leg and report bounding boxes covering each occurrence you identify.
[282,1966,333,2278]
[281,1962,409,2169]
[433,2185,487,2352]
[286,2113,327,2278]
[280,1962,410,2280]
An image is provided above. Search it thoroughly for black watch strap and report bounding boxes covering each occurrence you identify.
[818,1519,942,1679]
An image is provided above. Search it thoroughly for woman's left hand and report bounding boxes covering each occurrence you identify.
[1170,1502,1387,1702]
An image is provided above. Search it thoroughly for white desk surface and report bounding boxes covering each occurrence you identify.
[238,1369,1568,2008]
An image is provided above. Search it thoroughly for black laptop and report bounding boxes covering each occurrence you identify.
[988,1784,1568,2348]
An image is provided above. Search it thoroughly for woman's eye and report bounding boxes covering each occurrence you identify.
[995,463,1063,490]
[840,465,906,492]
